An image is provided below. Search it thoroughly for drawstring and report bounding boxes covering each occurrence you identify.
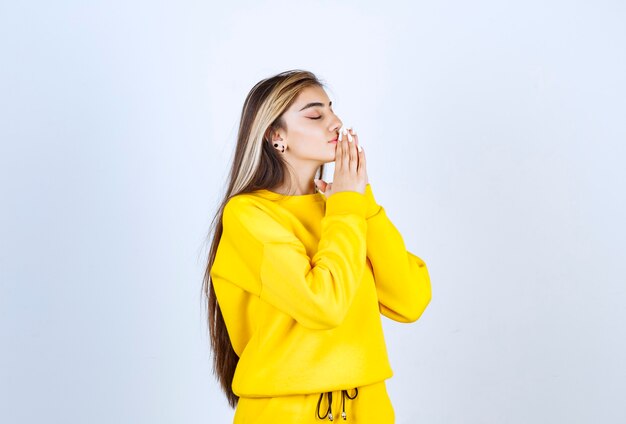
[341,388,359,419]
[317,391,334,421]
[316,388,359,421]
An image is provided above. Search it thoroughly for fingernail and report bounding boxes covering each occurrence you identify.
[357,144,362,152]
[347,132,353,142]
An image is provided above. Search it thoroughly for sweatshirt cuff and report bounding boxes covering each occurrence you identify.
[364,183,382,219]
[325,190,367,218]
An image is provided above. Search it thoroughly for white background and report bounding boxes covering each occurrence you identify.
[1,1,625,423]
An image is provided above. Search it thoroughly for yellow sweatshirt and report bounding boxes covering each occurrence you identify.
[210,183,431,397]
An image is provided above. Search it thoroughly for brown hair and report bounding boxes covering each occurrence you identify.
[201,69,328,407]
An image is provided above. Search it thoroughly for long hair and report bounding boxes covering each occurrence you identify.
[202,69,328,408]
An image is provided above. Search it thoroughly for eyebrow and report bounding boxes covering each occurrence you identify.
[298,100,332,112]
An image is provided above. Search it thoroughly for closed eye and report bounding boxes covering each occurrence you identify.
[309,116,322,120]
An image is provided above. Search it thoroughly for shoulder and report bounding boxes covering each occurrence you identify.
[222,192,301,244]
[223,191,272,218]
[222,192,287,233]
[224,191,257,209]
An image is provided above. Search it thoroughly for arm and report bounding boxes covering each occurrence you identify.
[210,190,368,330]
[363,183,432,323]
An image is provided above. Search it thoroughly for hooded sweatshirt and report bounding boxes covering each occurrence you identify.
[210,183,432,398]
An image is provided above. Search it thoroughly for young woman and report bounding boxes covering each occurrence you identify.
[202,69,432,423]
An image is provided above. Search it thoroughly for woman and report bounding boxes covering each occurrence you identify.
[202,69,432,423]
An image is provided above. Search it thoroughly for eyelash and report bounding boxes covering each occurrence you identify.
[309,109,334,120]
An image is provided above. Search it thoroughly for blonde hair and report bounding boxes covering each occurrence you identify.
[202,69,328,407]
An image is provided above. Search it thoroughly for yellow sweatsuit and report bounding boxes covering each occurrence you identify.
[210,183,432,423]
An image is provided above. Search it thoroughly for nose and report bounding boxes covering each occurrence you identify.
[330,119,342,136]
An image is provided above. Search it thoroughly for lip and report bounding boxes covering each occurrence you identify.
[328,138,338,143]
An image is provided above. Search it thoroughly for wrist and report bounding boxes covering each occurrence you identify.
[364,183,381,218]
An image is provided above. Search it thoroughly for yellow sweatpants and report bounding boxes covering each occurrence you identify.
[232,380,395,423]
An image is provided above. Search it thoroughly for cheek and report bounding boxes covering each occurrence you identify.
[292,130,320,149]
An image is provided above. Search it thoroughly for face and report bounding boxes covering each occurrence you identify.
[273,85,343,164]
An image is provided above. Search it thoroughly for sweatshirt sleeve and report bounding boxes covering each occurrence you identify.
[363,183,432,323]
[212,190,368,331]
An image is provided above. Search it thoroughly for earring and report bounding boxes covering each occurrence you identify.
[273,142,285,153]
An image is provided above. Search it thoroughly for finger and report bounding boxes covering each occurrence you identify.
[341,131,350,170]
[357,143,366,175]
[353,129,362,153]
[314,179,328,193]
[347,128,357,173]
[335,133,343,169]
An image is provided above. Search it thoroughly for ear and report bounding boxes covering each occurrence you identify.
[263,127,277,142]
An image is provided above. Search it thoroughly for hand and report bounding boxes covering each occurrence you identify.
[314,127,368,196]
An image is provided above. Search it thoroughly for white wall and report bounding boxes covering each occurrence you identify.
[1,1,624,423]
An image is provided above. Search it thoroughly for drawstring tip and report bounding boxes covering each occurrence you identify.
[317,388,358,421]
